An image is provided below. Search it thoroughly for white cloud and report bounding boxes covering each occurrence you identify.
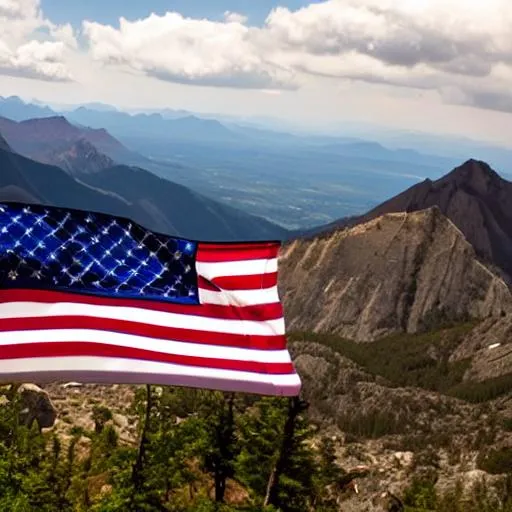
[83,12,297,90]
[224,11,248,24]
[81,0,512,113]
[0,0,75,81]
[263,0,512,111]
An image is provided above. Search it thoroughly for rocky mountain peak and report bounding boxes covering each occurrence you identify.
[439,158,504,192]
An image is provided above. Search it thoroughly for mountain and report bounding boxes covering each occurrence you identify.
[0,146,287,241]
[0,145,140,220]
[0,116,138,164]
[280,206,512,341]
[0,96,55,121]
[67,108,242,144]
[311,159,512,285]
[36,138,115,175]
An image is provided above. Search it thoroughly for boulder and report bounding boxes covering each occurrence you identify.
[17,383,57,428]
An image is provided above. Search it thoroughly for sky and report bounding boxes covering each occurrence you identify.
[2,0,512,144]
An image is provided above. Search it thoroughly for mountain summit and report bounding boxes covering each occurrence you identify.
[319,159,512,284]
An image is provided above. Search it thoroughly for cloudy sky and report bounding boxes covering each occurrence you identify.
[1,0,512,143]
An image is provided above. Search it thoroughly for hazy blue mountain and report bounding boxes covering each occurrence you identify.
[66,108,242,144]
[0,96,55,121]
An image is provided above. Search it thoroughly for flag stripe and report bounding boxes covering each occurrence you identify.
[0,301,285,336]
[210,272,278,291]
[198,286,280,306]
[0,330,292,364]
[0,289,285,322]
[0,317,287,350]
[0,356,302,396]
[196,258,278,278]
[196,243,278,262]
[0,342,295,374]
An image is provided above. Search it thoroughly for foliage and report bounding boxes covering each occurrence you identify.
[404,474,512,512]
[289,325,512,403]
[0,382,507,511]
[477,447,512,475]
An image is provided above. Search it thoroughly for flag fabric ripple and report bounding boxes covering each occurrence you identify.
[0,202,301,396]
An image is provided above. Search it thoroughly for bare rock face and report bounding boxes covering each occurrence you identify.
[279,207,512,341]
[17,383,58,428]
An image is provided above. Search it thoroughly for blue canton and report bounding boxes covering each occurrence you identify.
[0,203,199,305]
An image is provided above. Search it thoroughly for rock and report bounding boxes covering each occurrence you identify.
[18,383,57,428]
[393,452,413,468]
[113,413,129,429]
[62,382,83,389]
[280,207,512,341]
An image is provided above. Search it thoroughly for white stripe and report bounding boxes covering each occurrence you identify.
[0,330,292,364]
[0,302,285,336]
[199,286,280,306]
[0,356,302,396]
[196,258,277,279]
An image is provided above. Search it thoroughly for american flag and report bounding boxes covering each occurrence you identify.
[0,202,301,396]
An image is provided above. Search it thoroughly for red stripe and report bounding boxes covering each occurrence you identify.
[0,342,295,375]
[197,242,279,262]
[0,317,287,350]
[211,272,277,290]
[0,289,284,322]
[198,276,221,291]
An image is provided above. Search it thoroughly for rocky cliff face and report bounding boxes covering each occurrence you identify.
[279,207,512,341]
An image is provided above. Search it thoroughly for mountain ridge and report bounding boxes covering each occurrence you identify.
[306,159,512,285]
[279,205,512,341]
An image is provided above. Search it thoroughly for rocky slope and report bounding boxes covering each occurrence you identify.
[450,315,512,382]
[279,206,512,341]
[36,138,115,175]
[290,339,512,510]
[313,159,512,286]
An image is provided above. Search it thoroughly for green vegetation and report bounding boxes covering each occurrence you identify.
[477,447,512,475]
[403,475,512,512]
[290,324,512,402]
[0,385,353,511]
[0,382,509,510]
